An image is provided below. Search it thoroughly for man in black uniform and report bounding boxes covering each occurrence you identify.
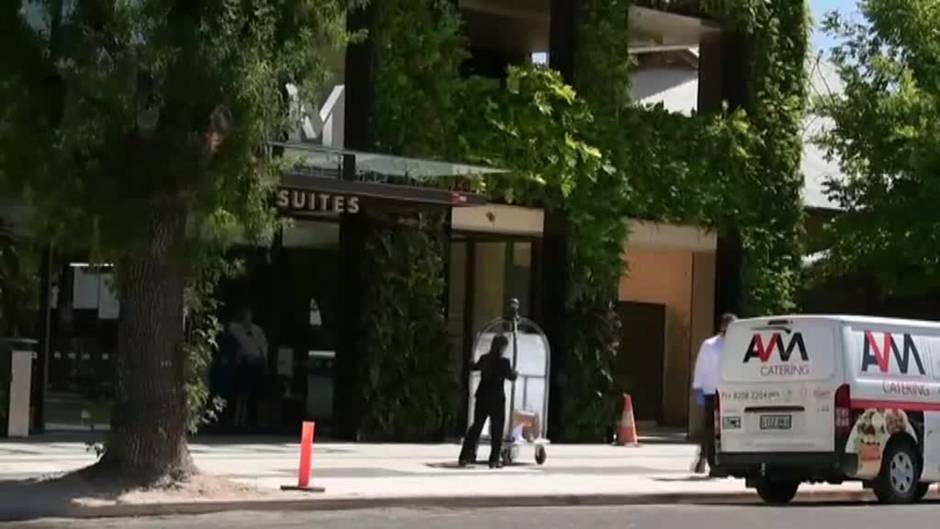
[459,334,518,468]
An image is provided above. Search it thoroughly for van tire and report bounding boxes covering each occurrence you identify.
[874,438,922,504]
[755,478,800,505]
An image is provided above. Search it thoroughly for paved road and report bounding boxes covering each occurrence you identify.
[12,503,940,529]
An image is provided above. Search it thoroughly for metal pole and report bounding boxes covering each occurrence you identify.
[507,298,520,443]
[34,244,53,433]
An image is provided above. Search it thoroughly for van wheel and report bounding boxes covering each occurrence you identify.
[874,438,922,504]
[756,478,800,505]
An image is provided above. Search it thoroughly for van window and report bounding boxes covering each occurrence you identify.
[847,327,934,381]
[722,322,836,382]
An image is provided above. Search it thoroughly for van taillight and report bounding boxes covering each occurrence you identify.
[835,384,852,435]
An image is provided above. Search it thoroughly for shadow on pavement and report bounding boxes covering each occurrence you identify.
[0,432,335,446]
[708,499,918,508]
[426,461,538,470]
[0,431,104,445]
[688,493,940,508]
[652,475,715,482]
[0,467,270,522]
[0,470,130,522]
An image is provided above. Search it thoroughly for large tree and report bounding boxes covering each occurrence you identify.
[817,0,940,294]
[0,0,349,484]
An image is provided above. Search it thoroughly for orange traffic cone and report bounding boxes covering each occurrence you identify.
[616,394,639,446]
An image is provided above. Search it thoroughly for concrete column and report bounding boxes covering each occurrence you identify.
[544,0,580,440]
[343,3,375,151]
[549,0,579,84]
[699,30,752,114]
[688,251,717,436]
[697,32,724,114]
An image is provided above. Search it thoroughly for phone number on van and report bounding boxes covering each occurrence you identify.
[723,390,783,402]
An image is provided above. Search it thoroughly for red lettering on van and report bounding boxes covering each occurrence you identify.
[882,380,930,397]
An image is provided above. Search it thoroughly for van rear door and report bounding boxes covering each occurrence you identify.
[719,318,840,453]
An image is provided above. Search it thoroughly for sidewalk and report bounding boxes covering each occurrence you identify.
[0,433,895,521]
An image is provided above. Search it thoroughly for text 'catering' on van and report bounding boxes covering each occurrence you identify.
[714,315,940,505]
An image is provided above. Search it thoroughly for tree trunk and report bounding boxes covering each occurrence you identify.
[92,199,194,485]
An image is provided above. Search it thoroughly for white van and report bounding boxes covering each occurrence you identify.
[715,315,940,504]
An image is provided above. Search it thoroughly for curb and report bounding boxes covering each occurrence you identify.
[0,488,898,522]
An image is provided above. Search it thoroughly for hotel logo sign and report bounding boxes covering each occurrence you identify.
[276,187,360,215]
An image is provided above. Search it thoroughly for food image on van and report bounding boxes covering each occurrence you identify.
[855,410,885,476]
[847,409,916,478]
[886,409,908,434]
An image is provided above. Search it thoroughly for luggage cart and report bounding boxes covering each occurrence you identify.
[467,299,550,465]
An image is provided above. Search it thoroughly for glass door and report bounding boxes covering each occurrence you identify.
[470,241,534,332]
[278,221,340,431]
[448,237,537,429]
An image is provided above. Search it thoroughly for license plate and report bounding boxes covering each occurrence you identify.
[760,415,792,430]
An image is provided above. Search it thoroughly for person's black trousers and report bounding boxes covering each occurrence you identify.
[700,394,716,467]
[459,396,506,463]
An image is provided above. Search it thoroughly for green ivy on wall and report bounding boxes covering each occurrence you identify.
[360,0,809,441]
[354,0,466,441]
[576,0,633,118]
[561,0,634,441]
[370,0,466,158]
[741,1,808,315]
[610,1,808,317]
[699,0,810,315]
[563,0,807,435]
[456,66,630,441]
[356,210,456,441]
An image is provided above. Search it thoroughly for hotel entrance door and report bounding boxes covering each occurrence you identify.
[447,237,538,431]
[212,219,340,434]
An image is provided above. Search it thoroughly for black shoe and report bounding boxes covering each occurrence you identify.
[489,460,503,469]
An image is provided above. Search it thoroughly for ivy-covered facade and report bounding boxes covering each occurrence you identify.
[334,0,809,442]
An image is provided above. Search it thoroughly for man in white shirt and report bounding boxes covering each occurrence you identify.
[229,307,268,365]
[227,306,268,429]
[692,312,736,474]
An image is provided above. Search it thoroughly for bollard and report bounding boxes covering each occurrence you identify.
[281,421,326,492]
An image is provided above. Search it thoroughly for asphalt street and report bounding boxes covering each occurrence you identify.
[11,503,940,529]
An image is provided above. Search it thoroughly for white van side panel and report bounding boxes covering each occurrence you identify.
[841,323,940,481]
[719,318,842,454]
[928,336,940,481]
[845,324,936,405]
[924,413,940,481]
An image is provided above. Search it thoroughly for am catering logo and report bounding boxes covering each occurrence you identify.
[862,331,926,376]
[743,331,810,376]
